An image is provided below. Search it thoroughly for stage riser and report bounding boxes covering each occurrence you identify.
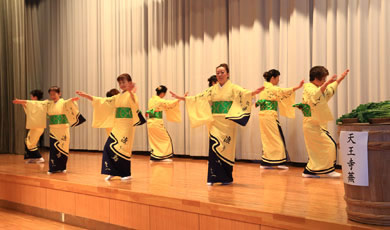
[0,180,280,230]
[0,178,368,230]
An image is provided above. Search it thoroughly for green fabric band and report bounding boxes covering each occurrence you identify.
[115,107,133,118]
[146,109,163,119]
[256,99,278,111]
[49,114,69,125]
[211,101,233,114]
[293,103,312,117]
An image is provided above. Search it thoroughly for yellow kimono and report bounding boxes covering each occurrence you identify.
[23,101,46,160]
[92,91,142,177]
[146,95,181,161]
[297,82,338,175]
[256,82,295,166]
[25,99,85,172]
[185,80,253,184]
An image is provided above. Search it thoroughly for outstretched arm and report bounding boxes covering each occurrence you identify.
[76,91,93,101]
[170,91,187,101]
[320,75,337,93]
[252,86,265,96]
[13,99,27,105]
[293,80,305,91]
[336,69,350,84]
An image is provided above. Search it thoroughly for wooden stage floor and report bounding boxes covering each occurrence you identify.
[0,151,387,230]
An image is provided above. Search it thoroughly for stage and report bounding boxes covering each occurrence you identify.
[0,151,386,230]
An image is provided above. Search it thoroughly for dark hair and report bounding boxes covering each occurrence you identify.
[156,85,168,95]
[310,66,329,81]
[30,89,43,100]
[106,88,120,97]
[263,69,280,82]
[117,73,132,82]
[208,75,217,87]
[216,63,229,73]
[48,86,61,94]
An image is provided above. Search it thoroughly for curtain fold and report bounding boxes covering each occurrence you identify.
[0,0,27,154]
[9,0,388,162]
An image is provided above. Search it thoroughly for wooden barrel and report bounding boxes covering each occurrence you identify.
[338,124,390,226]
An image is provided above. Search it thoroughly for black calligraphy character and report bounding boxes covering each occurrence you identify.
[224,136,231,144]
[347,158,356,170]
[347,146,355,156]
[348,171,355,183]
[121,137,128,144]
[347,133,356,144]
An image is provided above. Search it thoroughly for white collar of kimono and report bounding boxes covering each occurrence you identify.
[218,79,231,88]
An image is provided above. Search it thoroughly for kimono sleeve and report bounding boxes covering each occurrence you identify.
[24,100,48,129]
[91,96,116,128]
[309,82,338,122]
[185,88,213,128]
[64,99,86,127]
[226,84,253,126]
[156,98,181,123]
[276,87,296,118]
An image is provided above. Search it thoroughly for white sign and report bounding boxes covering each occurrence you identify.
[340,131,369,186]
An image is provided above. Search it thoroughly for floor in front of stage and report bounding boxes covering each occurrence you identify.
[0,151,387,230]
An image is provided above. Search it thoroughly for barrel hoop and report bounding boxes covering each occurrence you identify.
[367,142,390,151]
[344,196,390,209]
[346,210,390,225]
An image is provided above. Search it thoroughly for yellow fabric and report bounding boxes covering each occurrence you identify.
[25,128,44,151]
[209,116,237,166]
[185,88,213,128]
[63,100,82,127]
[24,98,79,154]
[92,92,140,129]
[147,119,173,159]
[259,82,296,118]
[148,95,181,122]
[257,82,294,163]
[302,82,338,122]
[91,96,117,128]
[185,80,253,128]
[301,82,338,173]
[50,127,70,156]
[47,99,70,129]
[147,96,180,159]
[108,91,138,159]
[185,80,253,165]
[24,101,48,129]
[258,112,286,164]
[303,119,336,173]
[47,99,74,155]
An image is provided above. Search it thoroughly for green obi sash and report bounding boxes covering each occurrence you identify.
[115,107,133,118]
[293,103,312,117]
[49,114,69,125]
[211,101,233,114]
[255,99,278,111]
[146,109,163,119]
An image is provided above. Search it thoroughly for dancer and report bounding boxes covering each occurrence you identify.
[257,69,304,169]
[146,85,184,162]
[13,86,85,173]
[76,73,142,181]
[294,66,349,178]
[14,89,45,163]
[208,75,217,87]
[171,63,264,185]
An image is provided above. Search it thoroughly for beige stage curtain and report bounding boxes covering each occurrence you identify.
[33,0,390,162]
[0,0,43,154]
